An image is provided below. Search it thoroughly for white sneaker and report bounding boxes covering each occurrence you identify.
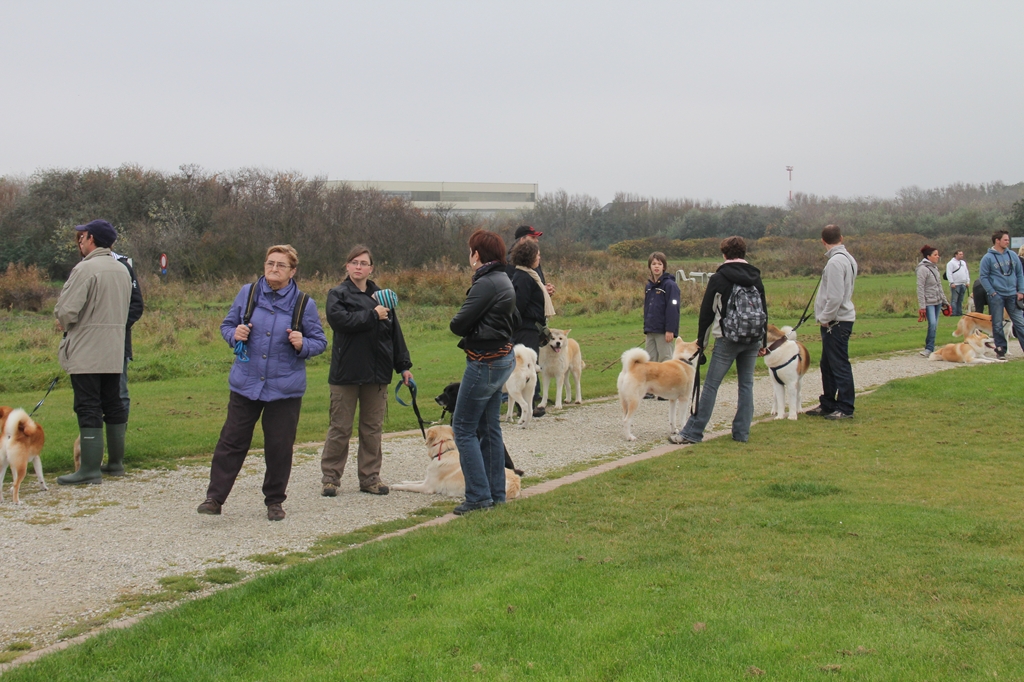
[918,349,930,357]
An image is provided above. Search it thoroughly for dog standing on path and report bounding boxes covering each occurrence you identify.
[0,407,47,504]
[617,338,700,441]
[539,328,584,410]
[762,324,811,421]
[503,344,538,427]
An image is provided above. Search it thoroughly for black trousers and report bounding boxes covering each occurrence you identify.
[206,391,302,507]
[819,322,855,416]
[70,373,128,429]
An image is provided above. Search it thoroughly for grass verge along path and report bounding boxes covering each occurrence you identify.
[5,362,1024,680]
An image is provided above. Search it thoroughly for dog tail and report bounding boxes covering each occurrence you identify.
[928,351,941,361]
[620,347,650,371]
[4,408,37,439]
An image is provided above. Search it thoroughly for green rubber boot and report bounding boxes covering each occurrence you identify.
[101,422,127,476]
[57,428,104,485]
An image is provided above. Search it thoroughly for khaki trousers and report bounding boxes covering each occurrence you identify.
[320,383,387,488]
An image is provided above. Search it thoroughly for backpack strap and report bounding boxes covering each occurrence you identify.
[242,278,261,326]
[291,291,310,334]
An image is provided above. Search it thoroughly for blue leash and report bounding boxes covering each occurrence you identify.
[395,378,427,439]
[233,340,250,363]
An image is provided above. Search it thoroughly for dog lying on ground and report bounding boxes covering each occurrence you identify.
[391,424,522,499]
[539,328,584,410]
[0,407,47,504]
[929,330,998,364]
[953,312,1014,353]
[503,344,538,427]
[762,324,812,421]
[435,382,524,476]
[617,338,700,441]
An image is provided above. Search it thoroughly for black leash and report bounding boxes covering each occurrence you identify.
[689,352,703,416]
[395,379,427,439]
[29,376,61,417]
[791,275,822,333]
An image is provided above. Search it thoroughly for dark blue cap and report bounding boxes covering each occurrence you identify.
[75,219,118,248]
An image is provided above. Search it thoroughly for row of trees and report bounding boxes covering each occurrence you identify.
[1,165,1021,280]
[520,183,1024,249]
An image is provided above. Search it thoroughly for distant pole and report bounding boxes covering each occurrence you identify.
[786,166,794,202]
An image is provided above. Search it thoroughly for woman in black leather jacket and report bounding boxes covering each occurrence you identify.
[448,229,518,515]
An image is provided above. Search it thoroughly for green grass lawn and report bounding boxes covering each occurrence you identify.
[6,362,1023,680]
[0,273,964,472]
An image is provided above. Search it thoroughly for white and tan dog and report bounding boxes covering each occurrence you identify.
[503,344,538,427]
[953,312,1014,352]
[0,407,47,505]
[391,425,521,499]
[762,324,812,421]
[929,330,998,364]
[539,328,584,410]
[617,338,700,441]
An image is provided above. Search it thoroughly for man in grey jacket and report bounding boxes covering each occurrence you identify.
[54,220,132,485]
[806,225,858,420]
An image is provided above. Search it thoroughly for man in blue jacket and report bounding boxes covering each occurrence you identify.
[978,230,1024,360]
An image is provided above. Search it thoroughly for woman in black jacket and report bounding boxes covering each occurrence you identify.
[319,245,413,497]
[449,230,518,515]
[509,238,554,417]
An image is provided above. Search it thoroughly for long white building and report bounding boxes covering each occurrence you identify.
[325,180,537,213]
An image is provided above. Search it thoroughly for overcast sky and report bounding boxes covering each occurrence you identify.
[2,1,1021,206]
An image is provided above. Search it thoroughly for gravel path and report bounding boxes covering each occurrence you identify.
[0,350,996,650]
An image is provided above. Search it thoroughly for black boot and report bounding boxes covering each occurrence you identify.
[58,428,103,485]
[102,422,127,476]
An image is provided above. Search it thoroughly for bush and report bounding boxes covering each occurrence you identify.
[0,263,55,311]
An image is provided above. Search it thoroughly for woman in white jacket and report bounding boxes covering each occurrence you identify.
[916,245,949,357]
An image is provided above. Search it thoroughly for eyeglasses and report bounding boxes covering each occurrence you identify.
[349,260,372,268]
[265,261,294,270]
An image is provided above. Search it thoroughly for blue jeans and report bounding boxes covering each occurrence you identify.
[679,337,759,443]
[452,353,515,505]
[819,321,855,416]
[987,293,1024,355]
[924,304,939,352]
[950,284,966,316]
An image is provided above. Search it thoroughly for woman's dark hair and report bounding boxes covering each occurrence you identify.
[920,245,937,258]
[468,229,506,265]
[346,244,373,265]
[720,236,747,261]
[510,238,539,268]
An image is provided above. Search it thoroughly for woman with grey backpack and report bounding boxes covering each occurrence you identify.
[670,236,767,445]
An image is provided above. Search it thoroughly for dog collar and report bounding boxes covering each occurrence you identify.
[769,353,801,385]
[766,337,788,353]
[433,443,456,460]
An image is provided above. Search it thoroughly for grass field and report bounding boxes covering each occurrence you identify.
[0,272,959,472]
[4,362,1023,680]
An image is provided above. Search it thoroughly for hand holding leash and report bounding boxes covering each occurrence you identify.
[917,308,926,323]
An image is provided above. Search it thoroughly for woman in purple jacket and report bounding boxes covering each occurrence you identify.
[197,245,327,521]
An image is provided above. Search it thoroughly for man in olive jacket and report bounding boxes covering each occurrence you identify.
[54,220,132,485]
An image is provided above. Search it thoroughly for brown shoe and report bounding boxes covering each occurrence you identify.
[321,483,338,497]
[267,503,286,521]
[197,498,222,515]
[360,481,389,495]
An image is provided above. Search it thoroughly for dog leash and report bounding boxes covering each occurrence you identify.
[689,351,703,416]
[791,276,822,333]
[599,342,644,373]
[29,376,61,417]
[395,378,427,439]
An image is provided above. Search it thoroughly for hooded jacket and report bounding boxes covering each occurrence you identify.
[450,262,518,352]
[55,247,132,374]
[325,278,412,386]
[978,247,1024,298]
[814,244,858,324]
[643,272,681,336]
[221,278,327,401]
[916,258,949,308]
[697,261,768,349]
